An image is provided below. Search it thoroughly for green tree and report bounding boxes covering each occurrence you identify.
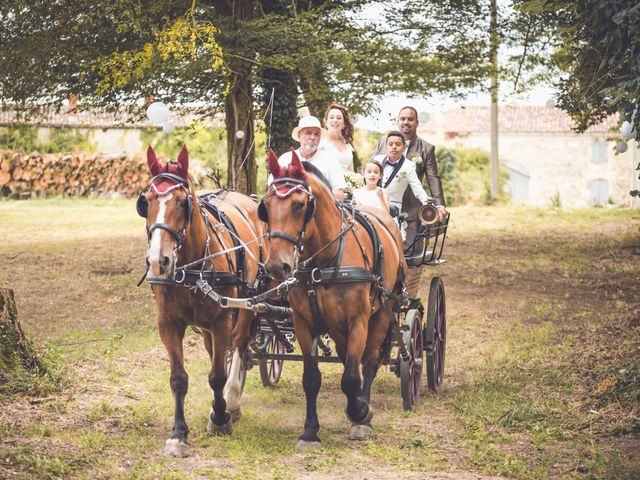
[517,0,640,198]
[1,1,517,193]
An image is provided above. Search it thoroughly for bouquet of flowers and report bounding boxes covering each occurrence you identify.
[343,170,364,199]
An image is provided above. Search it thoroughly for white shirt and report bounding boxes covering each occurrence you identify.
[270,148,347,190]
[375,154,431,207]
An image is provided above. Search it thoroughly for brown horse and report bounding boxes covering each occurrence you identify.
[260,150,406,451]
[139,145,263,457]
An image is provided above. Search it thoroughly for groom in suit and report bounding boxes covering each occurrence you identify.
[372,106,447,247]
[374,131,433,249]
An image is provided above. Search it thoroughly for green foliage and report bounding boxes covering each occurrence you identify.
[516,1,640,137]
[0,125,96,153]
[436,147,510,206]
[140,122,227,171]
[549,191,562,208]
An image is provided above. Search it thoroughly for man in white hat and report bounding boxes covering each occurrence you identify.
[275,116,346,200]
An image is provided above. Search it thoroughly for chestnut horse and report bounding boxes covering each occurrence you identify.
[139,145,263,457]
[260,150,406,451]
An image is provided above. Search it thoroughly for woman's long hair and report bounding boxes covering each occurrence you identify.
[323,102,354,145]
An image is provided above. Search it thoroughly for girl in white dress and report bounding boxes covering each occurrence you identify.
[319,102,355,171]
[352,159,389,212]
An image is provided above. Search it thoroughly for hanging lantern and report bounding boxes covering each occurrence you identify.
[146,102,170,123]
[615,140,628,153]
[620,121,633,139]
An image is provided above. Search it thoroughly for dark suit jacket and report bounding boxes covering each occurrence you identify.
[373,135,445,220]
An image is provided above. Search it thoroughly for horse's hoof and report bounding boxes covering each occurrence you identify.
[348,423,373,441]
[295,440,322,453]
[163,438,189,457]
[229,408,242,423]
[207,417,233,436]
[345,405,374,425]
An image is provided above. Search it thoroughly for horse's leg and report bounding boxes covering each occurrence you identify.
[362,308,391,404]
[294,319,322,452]
[206,317,233,435]
[223,309,254,422]
[203,329,213,359]
[342,317,373,441]
[158,316,190,457]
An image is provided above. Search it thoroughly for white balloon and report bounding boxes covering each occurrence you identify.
[620,121,633,139]
[235,130,245,139]
[615,140,628,153]
[146,102,170,123]
[418,111,430,123]
[163,122,175,133]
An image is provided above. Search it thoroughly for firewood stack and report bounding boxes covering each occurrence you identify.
[0,151,157,198]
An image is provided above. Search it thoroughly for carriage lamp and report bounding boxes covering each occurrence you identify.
[418,203,439,225]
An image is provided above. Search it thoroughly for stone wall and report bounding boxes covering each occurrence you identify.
[433,132,637,208]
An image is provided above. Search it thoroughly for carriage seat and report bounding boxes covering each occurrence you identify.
[389,204,408,223]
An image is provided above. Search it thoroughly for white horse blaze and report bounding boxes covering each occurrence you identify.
[224,349,242,413]
[148,193,173,267]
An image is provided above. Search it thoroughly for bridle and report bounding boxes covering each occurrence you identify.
[258,177,316,249]
[136,172,193,247]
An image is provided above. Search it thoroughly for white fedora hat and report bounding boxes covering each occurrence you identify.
[291,116,327,142]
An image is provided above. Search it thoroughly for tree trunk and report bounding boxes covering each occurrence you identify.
[0,288,46,384]
[489,0,500,200]
[221,0,257,195]
[225,63,256,194]
[260,68,299,155]
[296,67,330,119]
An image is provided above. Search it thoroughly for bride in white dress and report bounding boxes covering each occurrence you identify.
[319,102,355,172]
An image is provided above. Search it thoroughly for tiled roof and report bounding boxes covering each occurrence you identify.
[0,107,224,129]
[419,105,618,135]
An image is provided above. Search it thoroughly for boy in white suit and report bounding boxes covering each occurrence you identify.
[374,131,432,248]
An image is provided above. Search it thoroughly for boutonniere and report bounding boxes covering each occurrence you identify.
[397,172,408,180]
[408,152,422,165]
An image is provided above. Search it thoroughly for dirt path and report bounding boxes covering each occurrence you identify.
[1,205,638,479]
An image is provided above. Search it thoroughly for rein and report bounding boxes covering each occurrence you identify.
[139,176,251,290]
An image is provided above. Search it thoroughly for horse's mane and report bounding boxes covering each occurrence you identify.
[301,161,332,192]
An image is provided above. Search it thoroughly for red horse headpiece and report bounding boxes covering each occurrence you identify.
[147,145,189,195]
[267,148,309,198]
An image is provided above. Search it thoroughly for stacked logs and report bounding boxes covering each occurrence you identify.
[0,151,153,198]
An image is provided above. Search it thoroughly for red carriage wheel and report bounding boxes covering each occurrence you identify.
[259,334,285,386]
[400,309,424,411]
[425,276,446,393]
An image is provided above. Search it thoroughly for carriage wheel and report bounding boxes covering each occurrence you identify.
[425,276,446,393]
[259,335,285,386]
[225,347,247,393]
[400,309,424,411]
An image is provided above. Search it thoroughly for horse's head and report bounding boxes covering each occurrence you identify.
[259,149,316,281]
[138,145,193,282]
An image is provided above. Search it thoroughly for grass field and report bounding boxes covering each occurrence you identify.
[1,199,639,479]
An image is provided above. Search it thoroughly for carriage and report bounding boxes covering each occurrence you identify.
[139,146,449,454]
[196,200,449,411]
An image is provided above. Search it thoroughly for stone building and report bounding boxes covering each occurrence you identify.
[419,105,639,208]
[0,108,223,155]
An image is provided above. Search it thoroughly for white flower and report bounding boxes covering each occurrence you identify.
[408,152,422,165]
[343,171,364,190]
